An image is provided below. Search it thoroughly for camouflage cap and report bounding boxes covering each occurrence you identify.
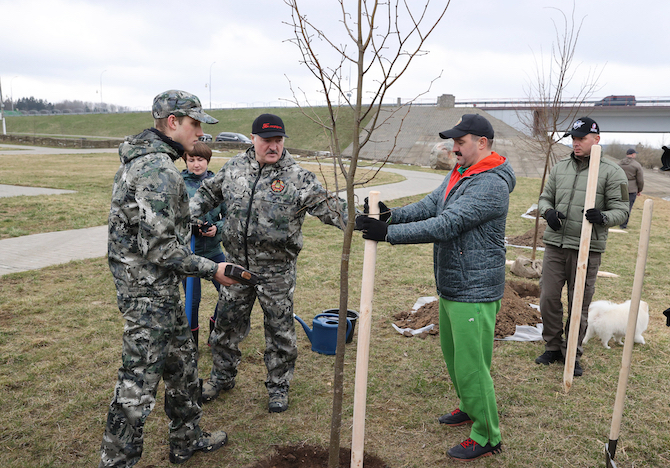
[152,90,218,124]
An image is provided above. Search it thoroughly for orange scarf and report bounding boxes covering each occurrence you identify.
[444,152,506,199]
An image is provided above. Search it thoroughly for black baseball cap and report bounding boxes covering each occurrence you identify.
[252,114,288,138]
[564,116,600,138]
[626,148,637,155]
[439,114,494,140]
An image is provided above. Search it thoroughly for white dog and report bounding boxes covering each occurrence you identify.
[583,300,649,349]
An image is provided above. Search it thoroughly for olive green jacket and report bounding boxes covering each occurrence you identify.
[539,152,629,253]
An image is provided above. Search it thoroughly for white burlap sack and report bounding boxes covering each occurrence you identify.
[510,255,542,279]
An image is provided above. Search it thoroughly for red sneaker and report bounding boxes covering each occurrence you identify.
[448,437,502,461]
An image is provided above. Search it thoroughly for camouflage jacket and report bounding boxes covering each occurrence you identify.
[190,148,346,270]
[108,129,218,297]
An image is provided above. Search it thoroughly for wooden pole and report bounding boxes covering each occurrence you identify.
[563,144,601,392]
[185,233,196,329]
[606,199,653,465]
[351,190,380,468]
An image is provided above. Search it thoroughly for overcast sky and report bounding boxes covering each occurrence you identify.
[1,0,669,145]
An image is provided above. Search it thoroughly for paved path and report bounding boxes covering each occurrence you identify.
[0,184,76,198]
[0,143,118,156]
[0,155,445,276]
[0,226,108,276]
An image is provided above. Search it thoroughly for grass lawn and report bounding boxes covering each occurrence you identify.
[1,156,670,467]
[0,152,403,240]
[4,106,372,153]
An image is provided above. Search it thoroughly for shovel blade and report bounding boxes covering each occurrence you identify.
[605,442,617,468]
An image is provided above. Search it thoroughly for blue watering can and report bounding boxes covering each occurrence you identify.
[294,312,353,355]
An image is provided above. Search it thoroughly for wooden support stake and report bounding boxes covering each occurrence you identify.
[563,144,601,392]
[351,191,380,468]
[606,199,653,465]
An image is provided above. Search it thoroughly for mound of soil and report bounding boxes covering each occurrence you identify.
[392,280,541,339]
[507,225,546,248]
[248,444,389,468]
[497,281,542,338]
[392,301,439,338]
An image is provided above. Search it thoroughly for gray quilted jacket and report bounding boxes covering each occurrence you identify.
[386,156,516,303]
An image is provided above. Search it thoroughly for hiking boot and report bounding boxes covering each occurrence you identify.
[574,361,583,377]
[438,409,473,426]
[268,390,289,413]
[447,437,502,461]
[169,430,228,464]
[201,379,235,403]
[535,350,564,365]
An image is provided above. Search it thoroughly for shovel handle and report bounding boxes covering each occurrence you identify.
[609,199,653,443]
[563,145,601,392]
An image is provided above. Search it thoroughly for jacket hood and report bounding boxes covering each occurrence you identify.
[497,158,516,193]
[445,152,515,199]
[118,128,183,164]
[619,157,636,166]
[466,153,516,193]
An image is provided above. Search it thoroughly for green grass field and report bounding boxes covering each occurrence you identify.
[0,153,403,240]
[1,148,670,467]
[3,106,370,152]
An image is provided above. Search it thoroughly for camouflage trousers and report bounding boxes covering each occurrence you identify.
[209,263,297,393]
[99,293,202,468]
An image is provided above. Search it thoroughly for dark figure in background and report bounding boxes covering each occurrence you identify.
[660,145,670,171]
[617,148,644,229]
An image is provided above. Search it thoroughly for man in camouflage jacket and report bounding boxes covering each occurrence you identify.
[100,90,236,467]
[190,113,348,413]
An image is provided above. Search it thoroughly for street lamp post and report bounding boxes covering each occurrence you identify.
[0,77,5,135]
[100,70,107,110]
[209,62,216,110]
[11,75,18,112]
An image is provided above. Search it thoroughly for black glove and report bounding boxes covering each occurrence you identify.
[663,308,670,327]
[355,215,388,242]
[544,209,566,231]
[585,208,606,225]
[363,197,391,223]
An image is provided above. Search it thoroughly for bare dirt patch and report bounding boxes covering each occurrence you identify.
[507,225,546,248]
[247,444,389,468]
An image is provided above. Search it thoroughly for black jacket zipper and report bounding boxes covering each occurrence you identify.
[243,163,265,269]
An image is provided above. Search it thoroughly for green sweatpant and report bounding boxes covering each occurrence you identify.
[439,298,501,447]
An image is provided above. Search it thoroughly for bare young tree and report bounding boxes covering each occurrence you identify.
[517,4,602,260]
[284,1,450,466]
